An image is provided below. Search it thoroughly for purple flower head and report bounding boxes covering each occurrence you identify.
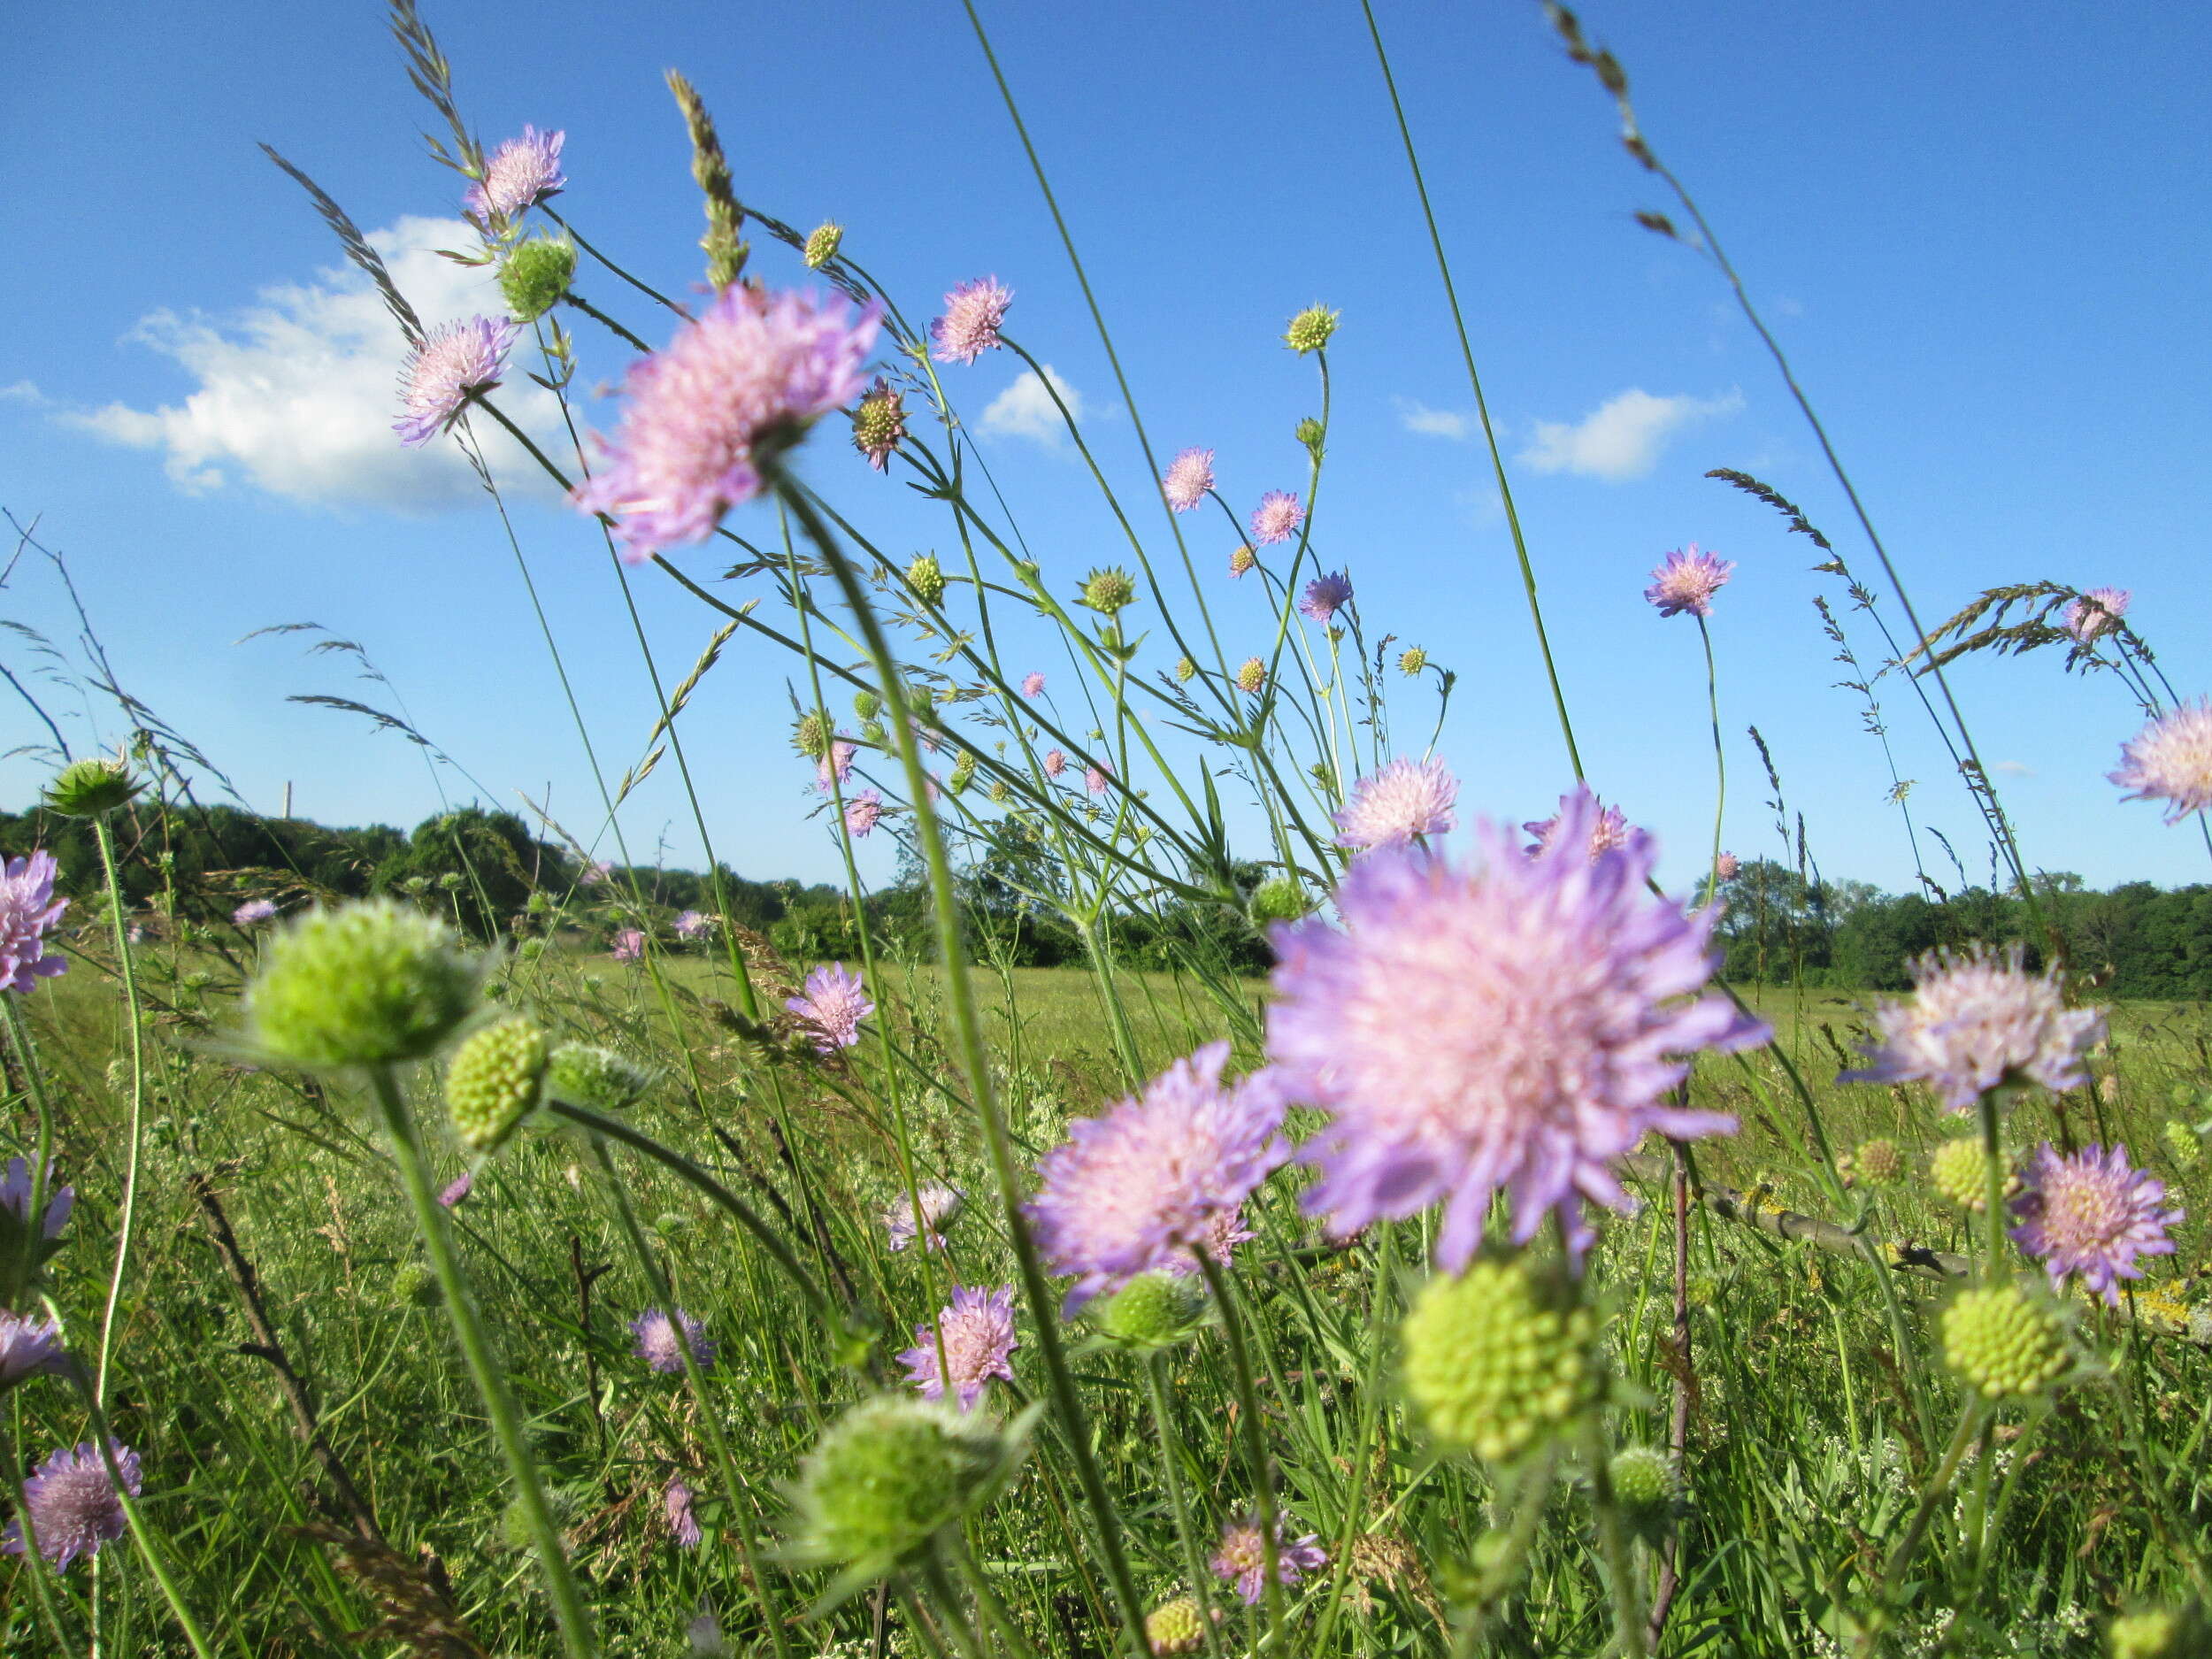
[673,910,711,941]
[233,899,278,926]
[1,1157,73,1241]
[2063,587,2130,644]
[1210,1514,1326,1606]
[1164,1204,1256,1276]
[2009,1142,2180,1304]
[1715,851,1740,879]
[1043,749,1068,779]
[572,286,882,559]
[579,859,612,887]
[438,1171,473,1209]
[1248,490,1304,547]
[1644,544,1735,618]
[665,1478,702,1548]
[2111,698,2212,823]
[1084,764,1112,796]
[816,739,857,792]
[1162,448,1215,513]
[394,315,518,448]
[1,850,68,995]
[1523,794,1641,864]
[1268,787,1764,1271]
[0,1312,65,1386]
[1844,942,2104,1112]
[629,1308,716,1376]
[1027,1041,1289,1313]
[3,1441,139,1569]
[1334,757,1458,851]
[787,963,873,1053]
[465,126,565,223]
[853,378,907,471]
[1021,672,1046,699]
[897,1284,1019,1409]
[844,789,884,839]
[1299,571,1354,624]
[611,929,646,963]
[930,276,1013,365]
[1229,545,1257,579]
[885,1182,964,1252]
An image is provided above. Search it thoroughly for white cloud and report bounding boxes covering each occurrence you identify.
[59,216,566,511]
[978,365,1084,446]
[1517,388,1743,482]
[1992,759,2035,778]
[1394,397,1471,441]
[0,380,45,406]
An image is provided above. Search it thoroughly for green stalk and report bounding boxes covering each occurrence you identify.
[1193,1250,1284,1645]
[1142,1355,1231,1659]
[61,1371,216,1659]
[1580,1418,1647,1659]
[1876,1401,1985,1606]
[88,816,146,1409]
[1696,615,1727,902]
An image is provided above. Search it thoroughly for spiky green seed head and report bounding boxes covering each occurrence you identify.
[1942,1285,2070,1400]
[498,235,575,322]
[1079,566,1137,616]
[852,381,906,466]
[42,754,142,819]
[1235,657,1267,694]
[1143,1596,1210,1655]
[2163,1119,2202,1169]
[1229,544,1257,577]
[244,899,482,1069]
[907,554,947,607]
[1402,1259,1599,1464]
[1294,414,1325,457]
[2108,1603,2212,1659]
[1249,877,1310,926]
[518,938,546,962]
[795,710,834,759]
[444,1015,549,1154]
[1609,1446,1677,1540]
[1093,1271,1206,1351]
[988,779,1010,804]
[803,220,844,269]
[787,1395,1004,1570]
[1930,1135,2017,1211]
[853,688,882,721]
[544,1042,654,1114]
[1855,1137,1905,1187]
[1173,656,1197,683]
[1282,303,1340,355]
[859,718,888,746]
[1398,646,1428,676]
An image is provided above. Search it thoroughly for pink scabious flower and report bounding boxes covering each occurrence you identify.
[1644,544,1735,618]
[1027,1041,1289,1313]
[1021,672,1046,699]
[1162,448,1215,513]
[1523,794,1640,863]
[1715,851,1740,880]
[611,929,646,962]
[1334,757,1457,851]
[665,1479,701,1548]
[885,1182,964,1252]
[233,899,278,926]
[579,859,612,887]
[1043,749,1068,779]
[572,286,882,559]
[2062,587,2130,644]
[1845,942,2103,1111]
[3,1442,139,1569]
[1,1157,72,1240]
[1229,545,1257,579]
[1164,1204,1256,1276]
[2009,1141,2180,1305]
[465,125,566,222]
[629,1308,716,1376]
[843,789,883,839]
[817,738,857,791]
[1269,787,1764,1269]
[930,276,1013,365]
[897,1284,1019,1409]
[1248,491,1304,547]
[0,1311,65,1386]
[1210,1514,1326,1606]
[2111,699,2212,823]
[1085,765,1110,796]
[787,963,873,1053]
[2,850,68,995]
[394,316,518,448]
[1300,571,1354,623]
[673,909,710,940]
[437,1171,473,1209]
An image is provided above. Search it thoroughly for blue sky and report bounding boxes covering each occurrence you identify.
[5,0,2208,896]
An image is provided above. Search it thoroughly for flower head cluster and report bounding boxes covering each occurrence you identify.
[673,910,711,940]
[1398,646,1427,676]
[43,754,140,819]
[930,277,1012,365]
[1715,850,1740,879]
[1236,657,1267,694]
[1643,544,1735,618]
[844,790,884,839]
[1210,1513,1327,1605]
[665,1478,702,1548]
[1021,671,1046,698]
[233,898,278,926]
[1941,1285,2069,1400]
[787,963,873,1053]
[1,849,67,995]
[885,1182,964,1252]
[2111,700,2212,823]
[465,126,565,223]
[1043,749,1068,779]
[1928,1135,2016,1212]
[1229,544,1257,578]
[1144,1596,1213,1655]
[1846,943,2105,1111]
[394,317,518,448]
[1028,1041,1288,1311]
[629,1308,716,1375]
[438,1171,473,1209]
[818,738,858,791]
[0,1312,65,1386]
[3,1441,139,1568]
[1085,764,1111,797]
[1523,794,1640,862]
[245,899,482,1069]
[2062,587,2130,643]
[610,929,645,963]
[1333,757,1458,851]
[1401,1258,1600,1462]
[1300,571,1354,623]
[1270,787,1763,1268]
[572,287,881,558]
[444,1015,549,1155]
[1162,448,1215,513]
[1282,303,1340,354]
[787,1396,1005,1570]
[2009,1142,2180,1304]
[897,1285,1018,1409]
[1248,491,1304,547]
[803,221,844,270]
[852,379,907,471]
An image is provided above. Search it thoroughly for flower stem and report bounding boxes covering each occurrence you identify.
[1142,1353,1231,1659]
[1194,1249,1284,1645]
[88,816,145,1409]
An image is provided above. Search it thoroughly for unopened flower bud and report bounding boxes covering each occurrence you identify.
[1398,646,1428,676]
[803,220,843,269]
[1235,657,1267,694]
[43,755,142,819]
[1079,567,1137,616]
[1173,657,1197,683]
[1294,415,1325,457]
[545,1042,654,1113]
[1402,1258,1598,1464]
[795,710,833,759]
[1249,877,1310,926]
[907,555,947,607]
[787,1395,1008,1571]
[444,1015,549,1154]
[852,379,907,471]
[1144,1596,1210,1655]
[1228,545,1257,579]
[1942,1284,2069,1400]
[2109,1604,2212,1659]
[1282,303,1340,355]
[853,689,882,721]
[1093,1271,1206,1351]
[949,757,976,795]
[498,235,575,322]
[1930,1135,2018,1211]
[245,900,482,1069]
[1608,1446,1676,1540]
[1855,1137,1905,1186]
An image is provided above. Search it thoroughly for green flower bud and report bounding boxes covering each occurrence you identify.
[1854,1137,1904,1187]
[1282,303,1340,355]
[795,710,834,759]
[498,235,575,322]
[787,1395,1007,1571]
[852,380,907,469]
[244,899,482,1069]
[1235,657,1267,694]
[853,688,882,721]
[1249,877,1310,926]
[1144,1595,1211,1655]
[987,779,1010,804]
[1930,1135,2017,1212]
[1173,656,1197,684]
[803,220,844,270]
[1398,646,1428,676]
[1402,1258,1599,1464]
[2108,1601,2211,1659]
[1079,566,1137,616]
[43,754,142,819]
[544,1042,654,1114]
[949,757,976,795]
[1942,1284,2070,1400]
[526,891,552,915]
[860,719,887,746]
[1294,415,1325,457]
[2163,1119,2202,1169]
[907,554,947,607]
[1608,1446,1677,1541]
[444,1015,549,1154]
[1093,1271,1206,1351]
[391,1258,442,1308]
[518,938,546,962]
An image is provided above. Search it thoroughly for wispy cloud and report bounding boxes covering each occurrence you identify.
[1394,397,1471,441]
[1517,388,1743,482]
[0,380,46,407]
[59,216,565,511]
[1992,759,2035,778]
[978,365,1085,447]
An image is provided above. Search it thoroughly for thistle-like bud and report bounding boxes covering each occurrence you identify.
[1608,1446,1677,1541]
[803,220,844,269]
[1398,646,1428,676]
[244,899,483,1069]
[787,1395,1008,1572]
[1249,877,1310,926]
[853,688,882,721]
[1401,1258,1599,1464]
[498,235,576,323]
[444,1015,549,1154]
[1854,1137,1905,1187]
[795,710,833,759]
[907,555,947,608]
[1941,1284,2070,1400]
[860,719,887,746]
[1079,567,1137,616]
[1930,1135,2017,1211]
[1282,303,1340,355]
[2109,1604,2212,1659]
[42,755,142,819]
[852,379,907,471]
[1294,415,1325,458]
[1093,1271,1206,1351]
[1143,1596,1211,1656]
[544,1042,654,1114]
[1235,657,1267,694]
[1173,657,1197,683]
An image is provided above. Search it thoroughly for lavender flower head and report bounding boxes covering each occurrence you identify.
[1085,764,1110,797]
[930,277,1013,365]
[572,286,881,559]
[1044,749,1068,779]
[1715,851,1740,880]
[897,1284,1019,1409]
[1248,490,1305,547]
[233,899,278,926]
[1334,757,1457,851]
[630,1309,716,1376]
[1300,571,1354,624]
[3,1441,139,1568]
[665,1478,702,1548]
[2111,699,2212,822]
[580,859,612,887]
[611,929,646,963]
[1643,544,1735,618]
[885,1182,964,1252]
[1844,942,2104,1112]
[438,1171,473,1209]
[1,849,67,995]
[394,316,518,448]
[844,790,883,839]
[2062,587,2130,644]
[816,739,857,792]
[1162,448,1215,513]
[1021,672,1047,698]
[0,1311,65,1386]
[1,1157,73,1240]
[1523,794,1641,863]
[1164,1204,1256,1275]
[1210,1514,1326,1606]
[465,126,565,223]
[1027,1041,1288,1312]
[787,963,874,1053]
[1268,787,1765,1269]
[2009,1141,2180,1304]
[673,910,711,940]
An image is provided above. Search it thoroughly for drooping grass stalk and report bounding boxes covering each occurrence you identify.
[88,814,145,1410]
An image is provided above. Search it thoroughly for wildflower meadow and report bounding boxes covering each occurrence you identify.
[7,4,2212,1656]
